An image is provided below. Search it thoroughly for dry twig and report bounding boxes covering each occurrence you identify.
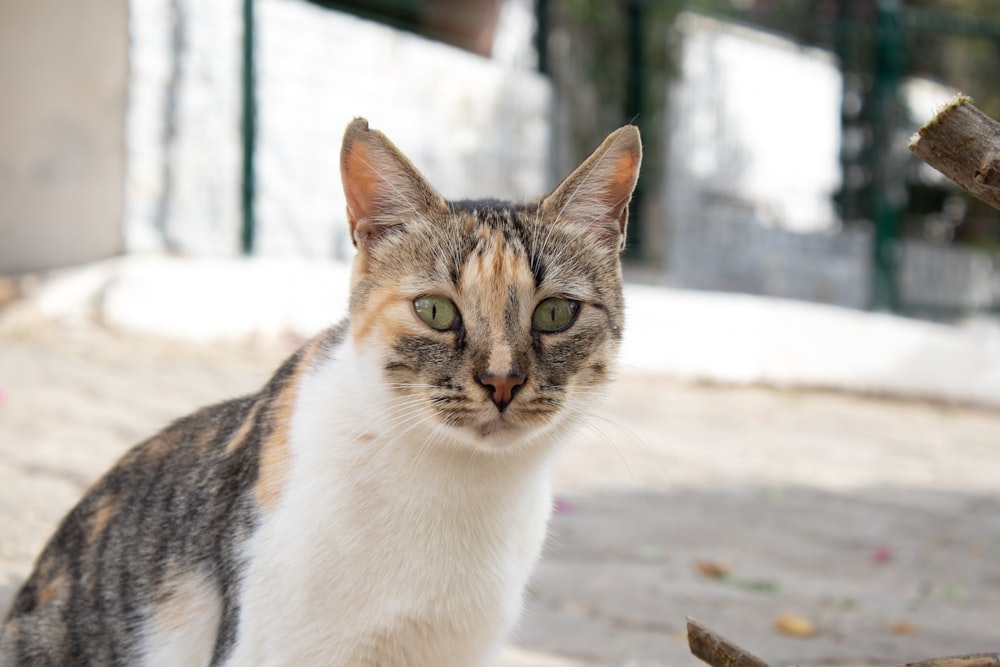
[902,656,1000,667]
[686,618,768,667]
[687,618,1000,667]
[688,99,1000,667]
[909,94,1000,211]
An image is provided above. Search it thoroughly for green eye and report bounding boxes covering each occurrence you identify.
[413,296,459,331]
[532,297,579,333]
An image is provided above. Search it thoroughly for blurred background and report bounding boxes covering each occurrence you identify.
[3,3,1000,665]
[2,0,1000,320]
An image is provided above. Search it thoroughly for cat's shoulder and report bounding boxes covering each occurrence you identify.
[53,319,351,523]
[156,318,351,456]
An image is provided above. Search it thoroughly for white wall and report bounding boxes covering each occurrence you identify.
[658,12,997,313]
[254,0,551,259]
[124,0,552,259]
[125,0,244,255]
[665,12,842,236]
[0,0,128,273]
[658,13,862,307]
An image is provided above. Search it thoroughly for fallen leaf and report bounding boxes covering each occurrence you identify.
[695,560,781,592]
[892,620,918,635]
[552,497,572,514]
[696,559,732,579]
[773,612,816,637]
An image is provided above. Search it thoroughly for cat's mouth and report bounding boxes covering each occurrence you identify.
[466,401,559,444]
[474,412,519,438]
[423,384,562,446]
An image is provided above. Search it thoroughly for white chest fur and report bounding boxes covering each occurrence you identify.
[225,337,559,667]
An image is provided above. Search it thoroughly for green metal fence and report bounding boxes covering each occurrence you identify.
[539,0,1000,317]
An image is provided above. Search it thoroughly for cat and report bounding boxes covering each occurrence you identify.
[0,118,641,666]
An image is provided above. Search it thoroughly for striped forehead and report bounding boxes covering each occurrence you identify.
[436,201,609,307]
[449,201,541,277]
[450,204,535,327]
[459,231,532,289]
[458,223,532,292]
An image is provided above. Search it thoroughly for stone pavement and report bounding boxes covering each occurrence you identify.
[1,325,998,666]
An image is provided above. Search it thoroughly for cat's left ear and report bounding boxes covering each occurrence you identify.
[340,118,447,251]
[540,125,641,252]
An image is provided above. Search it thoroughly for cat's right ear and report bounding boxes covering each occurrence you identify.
[340,118,447,251]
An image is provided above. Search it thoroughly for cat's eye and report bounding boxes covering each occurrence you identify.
[532,297,579,333]
[414,296,459,331]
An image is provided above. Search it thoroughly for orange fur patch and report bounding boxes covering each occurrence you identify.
[489,241,508,287]
[35,573,67,608]
[156,576,197,630]
[91,497,117,533]
[351,285,421,352]
[459,240,534,376]
[86,492,121,547]
[352,286,408,346]
[149,568,221,642]
[254,393,294,512]
[224,400,262,455]
[252,334,328,511]
[138,433,173,463]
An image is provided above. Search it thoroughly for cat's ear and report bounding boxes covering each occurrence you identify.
[340,118,447,250]
[540,125,641,252]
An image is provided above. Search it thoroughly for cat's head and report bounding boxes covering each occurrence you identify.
[340,119,640,451]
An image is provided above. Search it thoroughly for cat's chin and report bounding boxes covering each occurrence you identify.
[449,412,561,454]
[473,415,524,440]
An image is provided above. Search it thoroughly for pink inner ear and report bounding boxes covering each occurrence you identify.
[343,142,380,224]
[605,152,640,212]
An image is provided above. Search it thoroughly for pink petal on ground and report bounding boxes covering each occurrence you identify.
[552,497,572,514]
[873,545,893,564]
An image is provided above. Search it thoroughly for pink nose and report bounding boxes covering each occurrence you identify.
[476,372,526,412]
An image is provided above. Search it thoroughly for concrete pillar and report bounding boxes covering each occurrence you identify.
[0,0,128,273]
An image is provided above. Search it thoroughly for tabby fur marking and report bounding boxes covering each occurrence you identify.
[0,118,641,666]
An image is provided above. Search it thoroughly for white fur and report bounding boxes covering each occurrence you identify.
[142,569,223,667]
[223,332,564,666]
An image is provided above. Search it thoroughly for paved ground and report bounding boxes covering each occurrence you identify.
[1,322,998,666]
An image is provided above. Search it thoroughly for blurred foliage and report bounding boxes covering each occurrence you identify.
[544,0,1000,249]
[546,0,1000,147]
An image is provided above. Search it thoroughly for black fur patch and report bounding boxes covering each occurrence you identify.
[1,323,348,666]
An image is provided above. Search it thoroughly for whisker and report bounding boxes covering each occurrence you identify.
[576,418,639,485]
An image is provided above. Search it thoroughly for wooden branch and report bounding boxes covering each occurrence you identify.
[909,94,1000,211]
[686,618,769,667]
[686,618,1000,667]
[902,656,1000,667]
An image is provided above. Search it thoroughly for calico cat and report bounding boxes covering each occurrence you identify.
[0,118,641,666]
